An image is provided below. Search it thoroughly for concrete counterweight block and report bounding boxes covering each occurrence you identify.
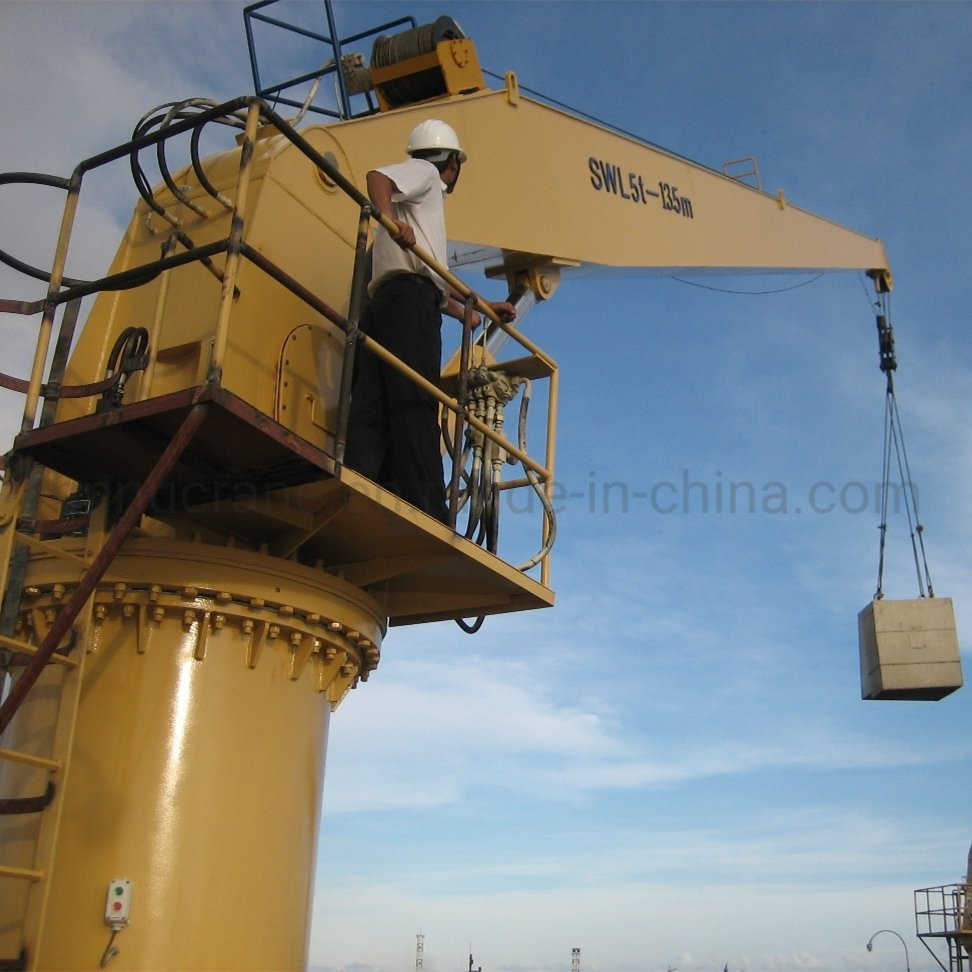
[859,596,963,700]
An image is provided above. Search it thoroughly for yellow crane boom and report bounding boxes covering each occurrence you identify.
[333,75,891,288]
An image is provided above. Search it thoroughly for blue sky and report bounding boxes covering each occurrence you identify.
[1,3,970,972]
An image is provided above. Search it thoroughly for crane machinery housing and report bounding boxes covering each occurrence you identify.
[0,2,962,969]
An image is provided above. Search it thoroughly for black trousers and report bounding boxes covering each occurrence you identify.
[345,274,448,522]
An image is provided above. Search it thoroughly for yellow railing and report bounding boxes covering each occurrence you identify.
[0,96,557,582]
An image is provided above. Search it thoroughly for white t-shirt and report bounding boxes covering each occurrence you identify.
[368,157,449,305]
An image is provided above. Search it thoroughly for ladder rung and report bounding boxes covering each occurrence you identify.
[0,864,44,882]
[0,635,77,668]
[0,749,62,772]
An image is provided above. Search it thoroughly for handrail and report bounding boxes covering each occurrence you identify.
[243,0,412,121]
[238,243,551,479]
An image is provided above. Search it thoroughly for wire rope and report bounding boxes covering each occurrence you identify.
[872,293,934,599]
[671,274,824,296]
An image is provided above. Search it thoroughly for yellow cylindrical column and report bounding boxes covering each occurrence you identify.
[6,539,383,972]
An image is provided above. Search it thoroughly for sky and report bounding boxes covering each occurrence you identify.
[1,2,970,972]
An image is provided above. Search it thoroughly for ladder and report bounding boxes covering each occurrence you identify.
[0,479,94,969]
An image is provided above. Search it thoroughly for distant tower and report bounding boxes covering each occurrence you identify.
[571,947,581,972]
[416,934,425,972]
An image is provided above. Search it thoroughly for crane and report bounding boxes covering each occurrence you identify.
[0,3,957,969]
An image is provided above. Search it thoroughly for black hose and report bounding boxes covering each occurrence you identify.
[455,616,484,634]
[98,326,149,411]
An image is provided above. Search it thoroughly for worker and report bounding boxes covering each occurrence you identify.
[344,118,516,523]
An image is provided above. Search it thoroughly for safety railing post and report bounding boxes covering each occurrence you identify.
[334,205,375,465]
[447,295,476,529]
[139,236,178,401]
[208,99,261,384]
[21,174,82,434]
[540,367,558,588]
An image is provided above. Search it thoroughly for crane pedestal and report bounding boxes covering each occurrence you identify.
[0,539,383,970]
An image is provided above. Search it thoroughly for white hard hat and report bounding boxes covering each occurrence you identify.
[406,119,467,163]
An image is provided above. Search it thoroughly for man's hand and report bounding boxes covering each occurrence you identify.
[488,301,516,324]
[445,298,517,328]
[389,218,415,249]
